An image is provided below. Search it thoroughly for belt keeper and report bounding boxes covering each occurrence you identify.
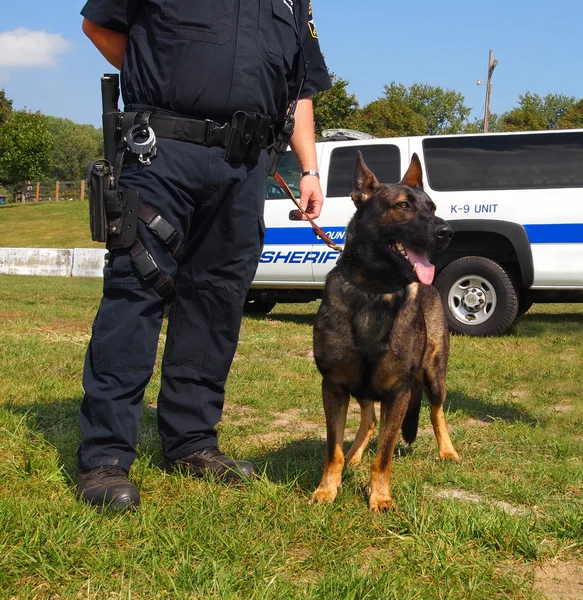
[148,215,177,245]
[131,245,160,282]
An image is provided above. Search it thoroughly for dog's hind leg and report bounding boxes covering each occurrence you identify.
[401,383,422,445]
[311,378,350,505]
[368,391,410,512]
[423,369,460,462]
[345,400,376,465]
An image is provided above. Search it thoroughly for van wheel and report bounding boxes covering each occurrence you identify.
[434,257,518,336]
[243,299,276,315]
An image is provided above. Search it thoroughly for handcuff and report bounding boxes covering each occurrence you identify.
[125,113,157,166]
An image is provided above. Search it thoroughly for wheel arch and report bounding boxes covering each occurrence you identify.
[436,219,534,288]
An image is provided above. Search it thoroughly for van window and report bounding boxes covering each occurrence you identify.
[265,152,301,200]
[423,132,583,191]
[327,145,401,197]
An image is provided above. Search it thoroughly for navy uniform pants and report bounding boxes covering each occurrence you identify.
[78,139,267,472]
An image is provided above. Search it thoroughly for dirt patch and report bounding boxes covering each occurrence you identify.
[510,387,530,402]
[553,403,572,414]
[430,487,528,516]
[38,320,86,334]
[251,409,326,448]
[222,404,258,425]
[0,312,20,320]
[534,561,583,600]
[271,408,315,428]
[466,416,494,427]
[39,330,91,346]
[559,349,580,364]
[291,349,314,359]
[271,409,323,436]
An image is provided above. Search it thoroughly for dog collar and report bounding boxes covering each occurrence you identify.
[337,262,407,295]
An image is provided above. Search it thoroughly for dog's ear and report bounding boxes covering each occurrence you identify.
[400,153,424,189]
[351,151,380,207]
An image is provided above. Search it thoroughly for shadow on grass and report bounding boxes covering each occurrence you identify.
[514,310,583,337]
[6,398,162,478]
[6,385,537,494]
[446,390,537,425]
[252,385,539,493]
[252,437,418,493]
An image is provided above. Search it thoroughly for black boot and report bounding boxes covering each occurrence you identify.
[76,466,140,511]
[167,447,256,483]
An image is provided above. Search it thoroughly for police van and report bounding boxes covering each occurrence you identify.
[247,129,583,336]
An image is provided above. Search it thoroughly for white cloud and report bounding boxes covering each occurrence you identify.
[0,28,71,69]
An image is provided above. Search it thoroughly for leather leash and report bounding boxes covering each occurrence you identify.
[273,172,344,253]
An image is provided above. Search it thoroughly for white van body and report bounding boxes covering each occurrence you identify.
[249,129,583,335]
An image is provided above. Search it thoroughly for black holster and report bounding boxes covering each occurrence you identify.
[105,188,140,250]
[87,160,109,243]
[87,159,140,250]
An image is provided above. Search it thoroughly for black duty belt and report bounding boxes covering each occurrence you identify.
[147,114,232,149]
[121,110,273,163]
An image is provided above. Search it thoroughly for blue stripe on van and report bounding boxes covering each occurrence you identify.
[524,223,583,244]
[263,228,314,245]
[264,224,583,245]
[263,227,344,245]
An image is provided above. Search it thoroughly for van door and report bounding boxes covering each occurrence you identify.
[313,140,409,283]
[256,147,323,283]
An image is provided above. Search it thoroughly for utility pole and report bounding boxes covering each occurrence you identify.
[483,50,499,133]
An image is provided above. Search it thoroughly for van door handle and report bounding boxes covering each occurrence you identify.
[289,210,301,221]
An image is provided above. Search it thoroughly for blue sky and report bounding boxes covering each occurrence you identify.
[1,0,583,128]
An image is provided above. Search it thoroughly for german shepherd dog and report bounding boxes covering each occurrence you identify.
[311,152,460,512]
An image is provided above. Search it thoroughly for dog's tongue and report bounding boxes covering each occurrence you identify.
[405,247,435,285]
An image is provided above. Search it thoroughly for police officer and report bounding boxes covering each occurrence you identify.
[77,0,331,510]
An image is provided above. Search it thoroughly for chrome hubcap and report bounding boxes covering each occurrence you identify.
[447,275,497,325]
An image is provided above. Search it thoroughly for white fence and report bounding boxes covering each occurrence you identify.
[0,248,107,278]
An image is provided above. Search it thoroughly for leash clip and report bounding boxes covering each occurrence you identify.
[125,123,157,166]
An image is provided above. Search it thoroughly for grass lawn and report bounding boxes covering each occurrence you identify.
[0,200,101,249]
[0,274,582,599]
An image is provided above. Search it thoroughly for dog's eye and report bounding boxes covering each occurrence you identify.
[397,202,410,209]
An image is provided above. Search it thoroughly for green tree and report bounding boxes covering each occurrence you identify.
[500,92,576,131]
[0,110,53,187]
[383,82,471,135]
[312,74,359,136]
[558,99,583,129]
[0,90,12,128]
[463,113,503,133]
[353,99,426,138]
[43,115,103,181]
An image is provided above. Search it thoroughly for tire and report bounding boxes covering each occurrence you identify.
[243,298,276,315]
[434,257,519,336]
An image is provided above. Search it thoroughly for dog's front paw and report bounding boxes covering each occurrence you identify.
[346,453,362,466]
[439,448,461,462]
[310,487,338,505]
[369,494,397,513]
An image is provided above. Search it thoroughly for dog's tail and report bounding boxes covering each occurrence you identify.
[401,384,422,445]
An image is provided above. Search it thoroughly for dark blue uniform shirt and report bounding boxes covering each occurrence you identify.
[81,0,331,121]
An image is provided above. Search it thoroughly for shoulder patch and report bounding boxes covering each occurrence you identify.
[308,2,318,38]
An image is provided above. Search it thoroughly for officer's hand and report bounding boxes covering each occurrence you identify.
[293,175,324,221]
